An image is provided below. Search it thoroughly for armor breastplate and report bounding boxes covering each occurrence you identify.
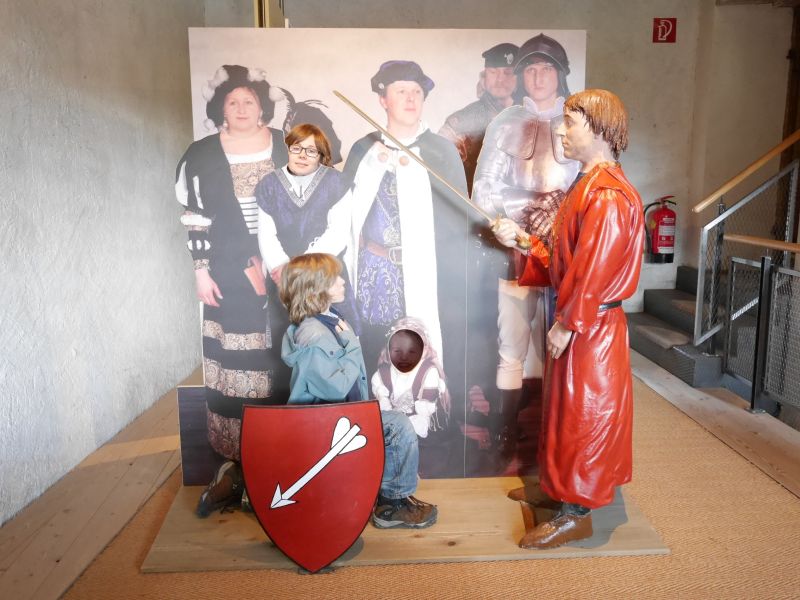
[496,112,577,193]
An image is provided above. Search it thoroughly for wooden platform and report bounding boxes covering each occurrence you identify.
[142,476,667,572]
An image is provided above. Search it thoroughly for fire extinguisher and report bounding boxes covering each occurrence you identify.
[644,195,677,263]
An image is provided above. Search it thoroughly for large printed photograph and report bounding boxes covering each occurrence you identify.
[178,27,586,483]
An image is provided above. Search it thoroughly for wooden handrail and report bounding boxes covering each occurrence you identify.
[692,128,800,214]
[724,234,800,254]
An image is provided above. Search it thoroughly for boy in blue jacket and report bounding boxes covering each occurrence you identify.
[279,253,438,528]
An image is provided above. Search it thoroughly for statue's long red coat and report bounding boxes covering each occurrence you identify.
[520,162,643,509]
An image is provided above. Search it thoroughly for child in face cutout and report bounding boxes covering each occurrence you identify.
[372,317,450,439]
[389,330,424,375]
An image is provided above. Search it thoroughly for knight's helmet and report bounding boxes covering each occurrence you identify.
[514,34,571,98]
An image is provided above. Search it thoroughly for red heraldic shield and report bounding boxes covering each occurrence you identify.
[241,401,384,573]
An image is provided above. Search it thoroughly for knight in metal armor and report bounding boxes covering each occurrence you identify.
[438,42,518,195]
[472,34,580,460]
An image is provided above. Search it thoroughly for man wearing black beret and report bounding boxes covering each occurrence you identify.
[307,60,469,479]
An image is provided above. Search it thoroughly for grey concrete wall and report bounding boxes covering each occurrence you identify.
[205,0,253,27]
[284,0,793,306]
[0,0,206,525]
[686,4,792,266]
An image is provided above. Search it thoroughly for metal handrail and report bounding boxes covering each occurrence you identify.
[693,128,800,214]
[723,234,800,254]
[693,160,799,346]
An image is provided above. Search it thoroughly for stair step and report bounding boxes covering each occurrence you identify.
[676,265,698,296]
[628,312,722,387]
[643,288,697,334]
[630,312,692,349]
[675,265,730,302]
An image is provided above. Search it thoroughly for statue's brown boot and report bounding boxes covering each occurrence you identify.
[518,512,593,549]
[507,485,561,510]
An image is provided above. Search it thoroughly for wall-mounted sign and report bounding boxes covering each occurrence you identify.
[653,18,677,43]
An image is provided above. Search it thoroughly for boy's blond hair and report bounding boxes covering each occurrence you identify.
[279,253,341,324]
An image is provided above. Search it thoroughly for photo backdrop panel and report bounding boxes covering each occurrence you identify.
[186,28,586,478]
[189,28,585,160]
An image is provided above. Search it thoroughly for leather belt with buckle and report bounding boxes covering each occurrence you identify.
[364,240,402,265]
[554,297,622,312]
[598,300,622,311]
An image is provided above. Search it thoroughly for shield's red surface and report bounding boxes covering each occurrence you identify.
[241,401,384,573]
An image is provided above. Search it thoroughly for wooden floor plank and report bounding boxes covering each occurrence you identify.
[0,397,176,570]
[33,401,181,600]
[0,368,199,600]
[0,368,198,543]
[0,371,197,570]
[141,478,667,573]
[1,405,180,600]
[630,351,800,498]
[35,452,179,600]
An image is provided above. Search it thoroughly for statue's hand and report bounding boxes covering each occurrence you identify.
[491,217,529,249]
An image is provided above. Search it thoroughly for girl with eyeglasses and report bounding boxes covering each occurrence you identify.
[255,124,360,381]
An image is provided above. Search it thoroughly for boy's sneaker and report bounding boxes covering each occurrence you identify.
[240,488,253,513]
[196,460,243,518]
[372,495,438,529]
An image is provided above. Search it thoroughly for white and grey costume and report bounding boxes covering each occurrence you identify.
[473,96,579,389]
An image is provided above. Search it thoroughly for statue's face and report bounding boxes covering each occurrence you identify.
[522,59,559,106]
[484,67,516,101]
[380,81,424,129]
[556,109,598,164]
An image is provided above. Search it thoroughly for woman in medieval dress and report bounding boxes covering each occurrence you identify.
[175,64,288,516]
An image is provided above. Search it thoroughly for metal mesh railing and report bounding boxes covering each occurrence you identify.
[694,160,798,345]
[724,259,761,381]
[764,267,800,409]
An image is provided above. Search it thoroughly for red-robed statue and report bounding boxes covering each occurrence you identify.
[493,88,644,549]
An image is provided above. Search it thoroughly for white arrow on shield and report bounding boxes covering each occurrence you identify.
[271,416,368,509]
